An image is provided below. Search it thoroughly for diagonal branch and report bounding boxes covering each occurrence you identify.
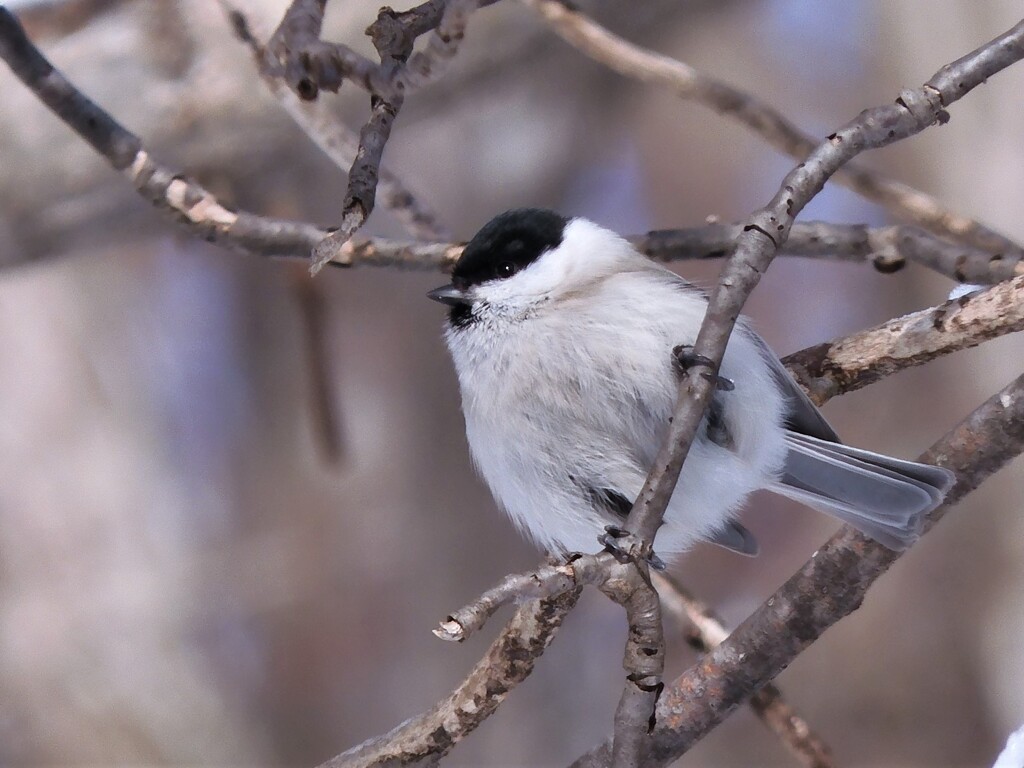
[653,572,835,768]
[324,552,662,767]
[622,14,1024,553]
[591,17,1024,758]
[524,0,1024,262]
[573,370,1024,766]
[784,274,1024,406]
[308,8,415,273]
[326,589,581,768]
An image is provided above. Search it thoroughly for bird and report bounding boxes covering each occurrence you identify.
[428,208,954,559]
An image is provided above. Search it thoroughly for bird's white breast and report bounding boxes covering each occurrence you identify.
[444,266,788,554]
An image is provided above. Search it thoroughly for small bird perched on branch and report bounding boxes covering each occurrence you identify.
[429,209,954,561]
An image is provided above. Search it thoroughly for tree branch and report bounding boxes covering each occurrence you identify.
[622,14,1024,555]
[573,370,1024,766]
[654,572,835,768]
[225,4,451,241]
[2,12,1017,286]
[325,552,662,767]
[307,8,413,273]
[326,589,581,768]
[564,19,1024,759]
[523,0,1024,262]
[265,0,499,101]
[603,566,664,767]
[784,274,1024,405]
[257,0,493,272]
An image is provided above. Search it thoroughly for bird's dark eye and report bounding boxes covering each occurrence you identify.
[496,261,517,278]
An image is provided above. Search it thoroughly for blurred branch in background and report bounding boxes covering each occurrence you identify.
[223,2,451,241]
[15,0,129,37]
[288,265,345,464]
[524,0,1024,260]
[254,0,494,271]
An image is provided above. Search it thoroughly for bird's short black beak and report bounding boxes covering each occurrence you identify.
[427,284,471,307]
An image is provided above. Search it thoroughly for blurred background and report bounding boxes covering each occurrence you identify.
[1,0,1023,765]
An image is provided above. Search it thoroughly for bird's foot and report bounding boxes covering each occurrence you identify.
[599,526,667,571]
[672,345,735,391]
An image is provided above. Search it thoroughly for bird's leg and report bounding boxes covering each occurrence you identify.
[672,344,735,391]
[599,525,667,571]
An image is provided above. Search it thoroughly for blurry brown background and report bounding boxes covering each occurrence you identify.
[1,0,1023,765]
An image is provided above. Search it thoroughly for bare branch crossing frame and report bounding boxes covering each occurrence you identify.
[1,3,1023,767]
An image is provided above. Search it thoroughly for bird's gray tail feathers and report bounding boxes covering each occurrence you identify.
[770,432,956,551]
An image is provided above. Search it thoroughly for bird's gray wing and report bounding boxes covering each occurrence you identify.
[744,327,840,442]
[771,432,954,550]
[706,520,759,556]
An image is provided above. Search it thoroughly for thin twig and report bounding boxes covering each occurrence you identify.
[226,4,450,241]
[308,8,414,273]
[637,221,1024,283]
[524,0,1024,261]
[603,565,664,767]
[573,371,1024,767]
[259,0,491,272]
[327,589,582,768]
[433,557,586,641]
[654,573,835,768]
[328,552,657,767]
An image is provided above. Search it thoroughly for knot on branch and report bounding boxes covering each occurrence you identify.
[895,85,947,127]
[367,7,414,60]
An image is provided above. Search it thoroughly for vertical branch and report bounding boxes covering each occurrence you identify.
[288,265,344,464]
[600,564,665,767]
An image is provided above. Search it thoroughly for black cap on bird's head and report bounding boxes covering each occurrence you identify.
[426,209,569,319]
